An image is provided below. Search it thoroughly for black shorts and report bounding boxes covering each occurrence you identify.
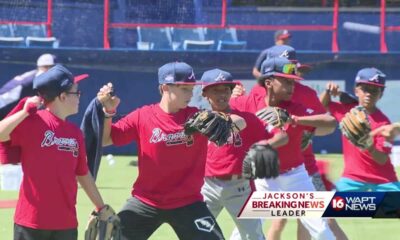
[118,197,225,240]
[14,224,77,240]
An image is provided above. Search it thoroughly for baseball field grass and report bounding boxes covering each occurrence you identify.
[1,154,399,240]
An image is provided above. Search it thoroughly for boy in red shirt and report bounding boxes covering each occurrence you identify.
[231,57,336,240]
[320,67,400,191]
[97,62,247,240]
[0,65,108,240]
[200,68,288,240]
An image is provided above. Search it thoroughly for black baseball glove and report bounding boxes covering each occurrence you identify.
[184,110,233,146]
[242,143,280,179]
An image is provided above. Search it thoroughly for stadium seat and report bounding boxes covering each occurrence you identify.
[12,24,46,38]
[171,27,206,50]
[136,27,172,50]
[0,37,25,47]
[183,40,215,50]
[206,28,247,50]
[206,28,238,42]
[26,36,59,48]
[217,40,247,51]
[0,24,13,37]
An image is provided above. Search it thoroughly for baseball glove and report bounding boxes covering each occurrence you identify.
[339,106,373,149]
[85,205,121,240]
[256,106,290,129]
[242,143,280,179]
[184,110,233,146]
[301,130,314,151]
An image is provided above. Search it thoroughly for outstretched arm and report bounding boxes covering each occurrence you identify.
[291,114,337,136]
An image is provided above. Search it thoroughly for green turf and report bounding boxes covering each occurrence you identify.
[1,154,400,240]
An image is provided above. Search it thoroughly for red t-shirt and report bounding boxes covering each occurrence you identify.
[328,102,398,183]
[111,104,207,209]
[205,110,273,177]
[249,83,326,175]
[10,110,88,229]
[230,93,314,173]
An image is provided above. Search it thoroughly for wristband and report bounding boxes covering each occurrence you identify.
[103,108,116,118]
[96,204,106,212]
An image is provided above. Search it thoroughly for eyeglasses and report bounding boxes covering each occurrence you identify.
[281,63,297,75]
[66,90,81,97]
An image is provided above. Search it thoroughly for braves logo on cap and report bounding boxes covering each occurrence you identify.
[370,74,382,83]
[279,50,290,59]
[188,71,195,81]
[164,74,175,83]
[215,72,226,82]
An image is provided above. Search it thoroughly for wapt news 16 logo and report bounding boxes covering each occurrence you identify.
[322,192,400,218]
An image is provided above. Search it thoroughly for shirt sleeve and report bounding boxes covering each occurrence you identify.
[111,109,140,146]
[9,114,31,147]
[328,101,354,121]
[229,95,248,111]
[307,91,327,114]
[373,121,392,154]
[76,132,89,176]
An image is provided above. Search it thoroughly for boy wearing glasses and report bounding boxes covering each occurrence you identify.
[320,68,400,191]
[230,57,336,240]
[0,65,108,240]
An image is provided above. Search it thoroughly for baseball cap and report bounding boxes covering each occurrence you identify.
[274,29,291,41]
[33,64,89,96]
[260,57,303,81]
[36,53,56,67]
[355,67,386,87]
[201,69,240,91]
[266,45,311,72]
[266,45,297,62]
[158,62,198,85]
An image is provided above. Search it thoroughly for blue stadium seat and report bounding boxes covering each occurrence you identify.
[0,24,13,37]
[136,27,172,50]
[183,40,215,50]
[217,40,247,51]
[0,37,25,47]
[26,36,59,48]
[206,28,247,50]
[170,27,206,50]
[12,24,46,38]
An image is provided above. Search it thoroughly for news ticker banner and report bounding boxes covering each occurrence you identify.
[238,191,400,219]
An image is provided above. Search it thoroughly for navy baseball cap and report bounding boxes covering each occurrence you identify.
[266,45,297,62]
[158,62,198,85]
[33,64,89,96]
[201,69,240,91]
[260,57,303,80]
[355,67,386,87]
[266,45,311,71]
[274,29,291,41]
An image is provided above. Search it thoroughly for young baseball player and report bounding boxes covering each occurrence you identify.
[240,45,348,240]
[320,67,400,191]
[230,57,337,240]
[97,62,248,240]
[0,65,108,240]
[200,68,288,240]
